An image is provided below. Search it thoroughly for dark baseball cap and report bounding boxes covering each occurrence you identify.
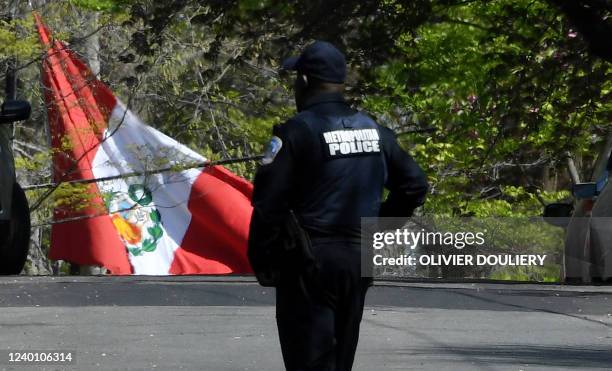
[281,41,346,84]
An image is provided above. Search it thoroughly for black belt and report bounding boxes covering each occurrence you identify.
[309,236,362,246]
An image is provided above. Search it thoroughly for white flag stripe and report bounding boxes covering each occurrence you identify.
[91,102,207,274]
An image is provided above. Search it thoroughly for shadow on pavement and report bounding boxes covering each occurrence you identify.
[392,345,612,369]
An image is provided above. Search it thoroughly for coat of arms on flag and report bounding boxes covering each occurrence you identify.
[104,183,164,257]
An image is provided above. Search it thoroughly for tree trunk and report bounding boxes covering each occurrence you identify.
[83,13,101,77]
[590,130,612,181]
[78,12,105,275]
[566,154,581,184]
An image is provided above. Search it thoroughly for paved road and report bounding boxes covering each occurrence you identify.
[0,277,611,371]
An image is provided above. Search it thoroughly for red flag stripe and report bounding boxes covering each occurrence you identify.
[35,14,132,274]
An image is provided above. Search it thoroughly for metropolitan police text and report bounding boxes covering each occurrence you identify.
[322,128,380,156]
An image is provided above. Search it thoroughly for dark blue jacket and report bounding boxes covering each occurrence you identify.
[248,92,428,270]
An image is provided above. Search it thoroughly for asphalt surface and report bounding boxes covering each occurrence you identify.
[0,276,611,371]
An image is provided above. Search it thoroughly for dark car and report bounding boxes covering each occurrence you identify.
[0,100,32,274]
[544,151,612,283]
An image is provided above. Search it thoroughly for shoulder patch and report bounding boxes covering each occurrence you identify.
[260,136,283,165]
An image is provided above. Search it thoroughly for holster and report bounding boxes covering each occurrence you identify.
[254,210,317,287]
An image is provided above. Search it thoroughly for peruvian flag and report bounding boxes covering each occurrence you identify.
[35,15,254,275]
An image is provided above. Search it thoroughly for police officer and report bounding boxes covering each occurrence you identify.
[248,41,428,371]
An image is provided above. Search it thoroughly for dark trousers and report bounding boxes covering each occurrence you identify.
[276,240,370,371]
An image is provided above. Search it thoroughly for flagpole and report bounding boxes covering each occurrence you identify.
[23,155,263,191]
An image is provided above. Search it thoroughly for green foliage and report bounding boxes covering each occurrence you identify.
[0,17,40,60]
[14,152,51,172]
[69,0,132,13]
[3,0,609,278]
[51,183,101,212]
[363,0,610,216]
[490,264,560,282]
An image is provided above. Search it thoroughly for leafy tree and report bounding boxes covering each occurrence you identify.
[0,0,609,277]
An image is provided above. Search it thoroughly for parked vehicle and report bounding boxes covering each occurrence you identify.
[544,152,612,283]
[0,100,32,274]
